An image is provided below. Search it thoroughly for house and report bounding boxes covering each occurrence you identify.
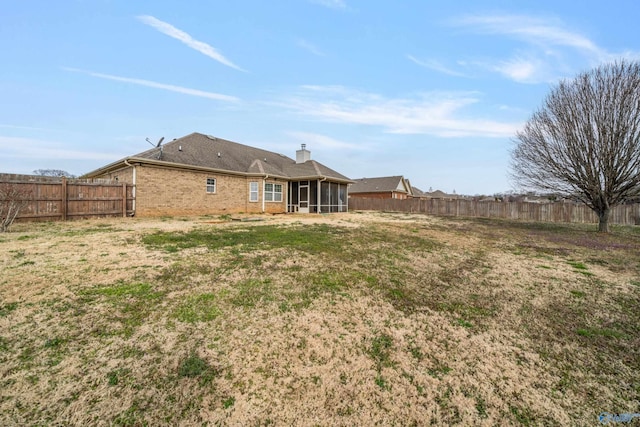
[410,186,425,198]
[422,189,459,200]
[83,132,352,216]
[348,176,414,200]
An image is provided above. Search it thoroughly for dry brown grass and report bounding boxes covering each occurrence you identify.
[0,212,638,426]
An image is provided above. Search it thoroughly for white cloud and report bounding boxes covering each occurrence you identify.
[407,55,467,77]
[0,136,121,161]
[137,15,246,72]
[286,131,362,150]
[63,67,240,102]
[310,0,346,9]
[280,86,522,138]
[454,14,607,58]
[448,14,639,84]
[0,124,60,132]
[297,39,325,56]
[492,56,544,83]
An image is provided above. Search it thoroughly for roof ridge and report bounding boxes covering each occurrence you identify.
[310,160,323,176]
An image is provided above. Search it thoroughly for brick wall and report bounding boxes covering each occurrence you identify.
[96,164,287,216]
[98,166,134,184]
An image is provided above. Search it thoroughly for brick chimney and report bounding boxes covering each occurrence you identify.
[296,144,311,164]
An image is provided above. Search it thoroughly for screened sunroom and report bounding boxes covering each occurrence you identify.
[288,180,349,213]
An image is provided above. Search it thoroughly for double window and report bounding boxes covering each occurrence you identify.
[206,178,216,193]
[264,183,282,202]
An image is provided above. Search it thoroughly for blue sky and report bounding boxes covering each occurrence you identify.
[1,0,638,195]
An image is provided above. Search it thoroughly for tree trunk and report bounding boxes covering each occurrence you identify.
[598,208,610,233]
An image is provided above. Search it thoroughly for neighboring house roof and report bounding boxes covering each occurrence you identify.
[411,186,426,197]
[426,190,448,198]
[349,176,412,194]
[423,189,458,199]
[84,132,352,183]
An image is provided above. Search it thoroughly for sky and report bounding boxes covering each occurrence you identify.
[1,0,639,195]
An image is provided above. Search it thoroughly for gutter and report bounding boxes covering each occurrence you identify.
[124,159,136,214]
[85,157,290,181]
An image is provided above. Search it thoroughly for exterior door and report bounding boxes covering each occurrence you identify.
[299,183,309,213]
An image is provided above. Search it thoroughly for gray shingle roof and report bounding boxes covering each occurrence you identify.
[86,132,351,182]
[349,176,408,193]
[411,186,425,196]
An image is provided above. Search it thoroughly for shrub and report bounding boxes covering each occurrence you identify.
[0,183,31,232]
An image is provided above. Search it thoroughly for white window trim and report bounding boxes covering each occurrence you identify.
[206,177,216,194]
[249,181,259,202]
[264,182,283,203]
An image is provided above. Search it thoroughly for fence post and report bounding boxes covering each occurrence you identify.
[61,177,67,221]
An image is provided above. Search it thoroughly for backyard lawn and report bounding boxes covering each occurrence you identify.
[0,212,638,425]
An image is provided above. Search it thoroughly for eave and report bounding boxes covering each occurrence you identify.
[82,157,351,182]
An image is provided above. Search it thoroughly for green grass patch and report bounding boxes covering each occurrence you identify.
[427,363,452,379]
[44,337,64,348]
[567,261,588,270]
[84,281,163,300]
[79,281,164,337]
[510,405,535,425]
[0,302,18,317]
[374,374,390,391]
[455,318,473,328]
[173,293,221,323]
[229,278,274,308]
[476,397,488,418]
[177,352,218,386]
[368,333,394,369]
[107,368,131,386]
[178,353,210,378]
[142,223,346,255]
[222,396,235,409]
[112,400,147,427]
[576,327,628,339]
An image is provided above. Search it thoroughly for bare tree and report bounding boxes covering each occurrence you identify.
[511,60,640,232]
[33,169,75,178]
[0,183,31,232]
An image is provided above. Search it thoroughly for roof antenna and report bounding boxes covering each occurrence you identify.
[145,137,165,147]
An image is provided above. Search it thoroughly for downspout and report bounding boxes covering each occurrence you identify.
[124,159,136,214]
[262,174,269,213]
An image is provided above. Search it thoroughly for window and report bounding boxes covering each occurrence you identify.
[264,183,282,202]
[249,181,259,202]
[206,178,216,193]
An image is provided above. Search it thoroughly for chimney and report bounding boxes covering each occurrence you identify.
[296,144,311,164]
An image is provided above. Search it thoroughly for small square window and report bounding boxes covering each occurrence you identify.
[206,178,216,193]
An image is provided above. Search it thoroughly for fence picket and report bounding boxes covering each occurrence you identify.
[1,174,134,222]
[348,197,640,226]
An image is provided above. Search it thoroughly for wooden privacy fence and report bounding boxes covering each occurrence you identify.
[1,174,134,222]
[348,197,640,226]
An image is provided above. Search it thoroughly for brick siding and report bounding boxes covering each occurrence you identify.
[95,164,287,216]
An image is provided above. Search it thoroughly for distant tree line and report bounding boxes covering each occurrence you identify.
[33,169,75,178]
